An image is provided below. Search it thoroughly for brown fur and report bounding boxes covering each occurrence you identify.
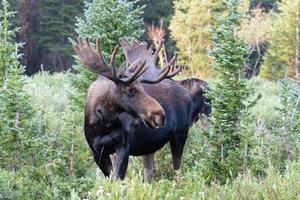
[85,76,166,130]
[86,78,119,125]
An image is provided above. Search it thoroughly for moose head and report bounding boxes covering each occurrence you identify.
[74,37,178,129]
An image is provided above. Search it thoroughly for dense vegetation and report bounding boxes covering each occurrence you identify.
[1,0,300,199]
[0,72,299,199]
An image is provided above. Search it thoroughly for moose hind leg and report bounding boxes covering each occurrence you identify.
[142,153,155,183]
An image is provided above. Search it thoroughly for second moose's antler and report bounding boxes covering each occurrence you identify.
[119,37,181,83]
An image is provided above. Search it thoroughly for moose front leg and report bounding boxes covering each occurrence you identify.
[95,153,113,177]
[114,142,130,179]
[91,137,114,177]
[113,113,140,180]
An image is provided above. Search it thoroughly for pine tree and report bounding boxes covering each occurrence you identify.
[260,0,300,80]
[0,0,36,171]
[0,0,19,87]
[71,0,144,108]
[38,0,84,72]
[204,0,250,184]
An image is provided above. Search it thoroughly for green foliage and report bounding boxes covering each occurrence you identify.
[0,0,37,172]
[138,0,173,26]
[204,0,251,183]
[0,0,19,87]
[38,0,84,71]
[170,0,224,77]
[0,72,299,199]
[260,0,300,79]
[0,73,95,199]
[7,0,85,73]
[276,78,300,162]
[71,0,144,108]
[68,160,300,200]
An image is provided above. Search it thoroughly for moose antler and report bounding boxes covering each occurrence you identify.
[73,36,147,83]
[120,37,181,83]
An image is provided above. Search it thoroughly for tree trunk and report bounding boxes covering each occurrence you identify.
[18,0,39,75]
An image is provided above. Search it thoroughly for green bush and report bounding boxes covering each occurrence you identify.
[204,0,251,183]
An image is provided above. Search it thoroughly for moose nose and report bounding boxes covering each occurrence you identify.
[147,109,166,129]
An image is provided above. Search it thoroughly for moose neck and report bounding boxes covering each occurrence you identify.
[86,78,121,125]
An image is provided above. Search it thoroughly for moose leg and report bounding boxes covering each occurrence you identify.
[113,112,141,179]
[92,136,116,177]
[110,154,117,169]
[115,133,130,179]
[169,131,188,170]
[142,153,155,183]
[113,119,130,179]
[93,152,113,177]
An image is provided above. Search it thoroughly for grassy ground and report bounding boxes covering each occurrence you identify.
[1,72,299,200]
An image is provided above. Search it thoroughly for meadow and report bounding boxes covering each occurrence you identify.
[1,0,300,199]
[1,72,299,199]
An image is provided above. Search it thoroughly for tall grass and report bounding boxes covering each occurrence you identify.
[1,73,299,200]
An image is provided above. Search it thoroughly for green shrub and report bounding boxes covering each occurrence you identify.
[204,0,251,183]
[0,0,38,172]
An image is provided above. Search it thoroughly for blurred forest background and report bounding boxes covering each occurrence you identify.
[7,0,299,80]
[1,0,300,199]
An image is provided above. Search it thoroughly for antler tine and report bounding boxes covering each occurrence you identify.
[73,36,83,55]
[78,36,84,46]
[95,38,106,62]
[110,45,119,66]
[74,36,123,81]
[120,37,181,83]
[166,65,182,78]
[85,38,91,48]
[133,61,149,80]
[110,46,119,79]
[120,59,147,83]
[140,63,171,84]
[131,60,148,81]
[166,52,177,68]
[165,52,179,78]
[163,44,169,67]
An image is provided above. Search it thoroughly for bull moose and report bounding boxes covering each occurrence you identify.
[73,37,211,182]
